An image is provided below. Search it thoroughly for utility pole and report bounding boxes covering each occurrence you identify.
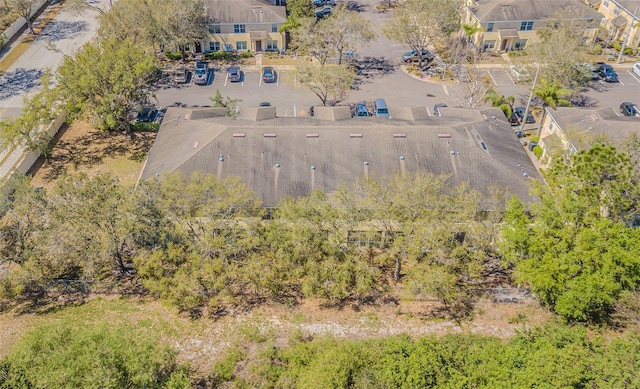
[617,6,639,64]
[520,63,540,133]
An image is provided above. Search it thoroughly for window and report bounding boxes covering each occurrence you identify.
[614,6,620,15]
[519,21,533,31]
[209,42,220,51]
[483,40,496,50]
[487,22,494,32]
[272,23,278,32]
[236,41,247,50]
[267,40,278,51]
[603,0,609,6]
[224,43,233,52]
[209,24,221,34]
[233,24,246,33]
[514,39,527,50]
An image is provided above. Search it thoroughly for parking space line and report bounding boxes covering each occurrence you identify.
[486,70,497,86]
[442,85,449,96]
[505,69,516,86]
[426,107,431,116]
[627,70,640,83]
[619,79,625,86]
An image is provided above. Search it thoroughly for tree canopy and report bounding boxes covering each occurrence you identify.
[56,37,159,134]
[501,145,640,323]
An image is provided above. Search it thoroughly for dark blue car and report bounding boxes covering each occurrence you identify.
[598,63,619,82]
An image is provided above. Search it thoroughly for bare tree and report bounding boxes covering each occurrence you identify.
[296,62,355,106]
[11,0,39,34]
[323,4,377,64]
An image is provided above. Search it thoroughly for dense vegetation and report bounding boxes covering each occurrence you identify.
[0,301,191,388]
[1,144,639,326]
[213,325,640,388]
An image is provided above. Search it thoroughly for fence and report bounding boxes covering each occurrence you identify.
[12,112,66,175]
[0,0,48,49]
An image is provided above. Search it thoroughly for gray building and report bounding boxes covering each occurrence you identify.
[140,106,542,207]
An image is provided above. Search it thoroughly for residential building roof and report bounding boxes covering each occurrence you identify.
[141,107,542,207]
[468,0,603,22]
[207,0,286,24]
[608,0,640,14]
[544,106,640,146]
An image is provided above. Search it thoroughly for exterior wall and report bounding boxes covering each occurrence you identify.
[538,109,574,162]
[465,8,601,52]
[206,22,284,53]
[597,0,640,51]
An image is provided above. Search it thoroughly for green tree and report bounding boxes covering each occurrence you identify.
[154,0,208,60]
[501,145,640,322]
[210,89,242,115]
[533,78,572,107]
[285,0,314,19]
[0,70,58,155]
[56,37,159,134]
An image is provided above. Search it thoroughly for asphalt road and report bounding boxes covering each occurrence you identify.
[0,0,112,117]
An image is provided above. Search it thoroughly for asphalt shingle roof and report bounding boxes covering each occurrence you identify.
[207,0,286,24]
[469,0,603,22]
[141,107,542,207]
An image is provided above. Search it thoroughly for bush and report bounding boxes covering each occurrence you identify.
[239,51,253,59]
[588,44,603,55]
[164,51,182,60]
[533,145,543,159]
[204,51,236,61]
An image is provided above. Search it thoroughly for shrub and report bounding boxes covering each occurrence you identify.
[239,51,253,59]
[204,51,236,61]
[164,51,182,60]
[588,44,603,55]
[533,145,543,159]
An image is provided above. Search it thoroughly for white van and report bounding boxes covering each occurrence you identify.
[374,98,390,118]
[633,62,640,78]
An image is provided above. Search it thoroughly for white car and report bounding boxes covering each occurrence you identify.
[193,61,209,85]
[174,68,188,83]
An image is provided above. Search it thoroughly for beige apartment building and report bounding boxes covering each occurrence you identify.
[464,0,603,52]
[205,0,286,54]
[597,0,640,53]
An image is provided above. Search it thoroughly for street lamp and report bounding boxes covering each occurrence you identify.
[520,63,540,133]
[617,6,639,64]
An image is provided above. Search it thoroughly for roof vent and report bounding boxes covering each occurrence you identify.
[232,133,246,137]
[307,133,319,138]
[438,133,451,138]
[350,133,363,138]
[393,133,406,138]
[264,133,277,137]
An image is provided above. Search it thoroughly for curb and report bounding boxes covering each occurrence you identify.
[399,64,460,86]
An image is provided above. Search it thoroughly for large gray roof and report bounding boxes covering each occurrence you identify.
[207,0,286,24]
[468,0,603,22]
[141,107,542,207]
[545,106,640,146]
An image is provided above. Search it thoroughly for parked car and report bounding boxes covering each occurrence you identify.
[354,102,371,117]
[259,102,272,107]
[262,66,276,83]
[374,98,390,118]
[597,63,619,82]
[528,140,538,151]
[620,102,639,117]
[433,103,448,116]
[194,61,209,85]
[633,62,640,77]
[574,62,599,81]
[514,106,535,124]
[313,0,335,5]
[174,68,188,83]
[402,49,432,63]
[136,107,157,123]
[228,65,241,82]
[508,111,520,126]
[315,6,332,18]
